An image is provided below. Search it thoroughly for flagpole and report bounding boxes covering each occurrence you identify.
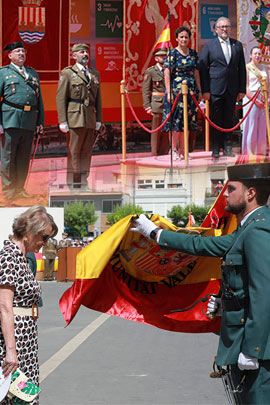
[168,11,174,180]
[121,0,126,161]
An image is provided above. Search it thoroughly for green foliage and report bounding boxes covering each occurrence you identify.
[106,203,144,225]
[64,202,97,238]
[167,204,210,227]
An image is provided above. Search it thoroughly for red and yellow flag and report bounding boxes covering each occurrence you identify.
[153,23,171,52]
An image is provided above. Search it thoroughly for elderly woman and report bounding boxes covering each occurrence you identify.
[0,206,58,404]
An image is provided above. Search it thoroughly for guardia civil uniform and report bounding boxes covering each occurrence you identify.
[142,49,169,156]
[0,42,44,199]
[56,44,102,188]
[158,163,270,404]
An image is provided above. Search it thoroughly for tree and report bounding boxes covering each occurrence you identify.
[167,204,210,227]
[106,203,144,225]
[64,202,98,238]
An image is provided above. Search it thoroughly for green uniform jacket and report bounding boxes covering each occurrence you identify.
[0,64,44,131]
[42,238,58,260]
[142,64,165,114]
[159,206,270,366]
[56,64,102,129]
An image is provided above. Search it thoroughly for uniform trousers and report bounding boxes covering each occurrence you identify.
[151,113,169,156]
[67,127,97,186]
[231,361,270,404]
[1,128,34,198]
[210,90,236,153]
[242,94,267,155]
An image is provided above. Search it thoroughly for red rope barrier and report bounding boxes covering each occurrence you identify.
[124,90,181,134]
[236,91,259,109]
[191,89,260,133]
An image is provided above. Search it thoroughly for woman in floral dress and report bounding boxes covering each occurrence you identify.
[162,26,202,159]
[0,206,57,404]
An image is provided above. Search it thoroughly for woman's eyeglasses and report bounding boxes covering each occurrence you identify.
[42,234,51,243]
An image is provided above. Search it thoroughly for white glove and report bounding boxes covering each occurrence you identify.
[207,295,222,316]
[238,352,259,370]
[59,122,69,133]
[42,256,46,259]
[55,256,58,260]
[96,122,101,131]
[0,125,4,135]
[130,214,158,240]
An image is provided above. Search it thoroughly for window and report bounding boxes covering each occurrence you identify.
[102,200,122,213]
[137,179,153,189]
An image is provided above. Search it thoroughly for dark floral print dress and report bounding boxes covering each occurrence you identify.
[162,48,199,132]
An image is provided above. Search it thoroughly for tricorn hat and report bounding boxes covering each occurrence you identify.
[227,163,270,184]
[154,49,168,56]
[3,42,24,52]
[72,43,89,53]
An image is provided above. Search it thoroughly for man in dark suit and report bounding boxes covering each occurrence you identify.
[199,17,246,159]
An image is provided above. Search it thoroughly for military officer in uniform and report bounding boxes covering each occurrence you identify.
[0,42,44,200]
[56,43,102,189]
[142,49,169,156]
[42,237,58,281]
[131,162,270,404]
[58,232,71,248]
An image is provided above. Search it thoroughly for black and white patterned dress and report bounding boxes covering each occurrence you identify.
[0,240,41,405]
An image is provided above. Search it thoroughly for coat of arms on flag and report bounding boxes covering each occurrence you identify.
[18,0,45,44]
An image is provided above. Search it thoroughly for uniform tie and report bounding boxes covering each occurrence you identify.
[19,66,26,79]
[82,67,90,82]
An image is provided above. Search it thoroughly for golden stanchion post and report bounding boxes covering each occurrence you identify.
[262,77,270,150]
[120,80,127,160]
[182,80,189,164]
[205,99,210,151]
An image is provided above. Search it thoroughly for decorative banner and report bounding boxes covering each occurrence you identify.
[239,0,270,68]
[1,0,70,81]
[96,1,123,38]
[125,0,198,91]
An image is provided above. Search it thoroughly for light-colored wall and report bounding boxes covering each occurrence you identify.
[0,207,64,248]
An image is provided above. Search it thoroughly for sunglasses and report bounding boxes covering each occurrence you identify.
[42,234,51,243]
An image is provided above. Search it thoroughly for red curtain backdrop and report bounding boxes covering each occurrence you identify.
[125,0,198,92]
[1,0,70,81]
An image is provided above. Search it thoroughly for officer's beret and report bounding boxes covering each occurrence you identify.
[72,43,89,53]
[227,163,270,183]
[62,232,68,236]
[3,42,25,52]
[154,49,168,56]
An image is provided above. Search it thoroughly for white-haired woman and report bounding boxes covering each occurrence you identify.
[0,206,58,404]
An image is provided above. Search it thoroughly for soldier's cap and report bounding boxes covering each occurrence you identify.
[154,49,168,56]
[62,232,68,236]
[72,43,89,53]
[3,42,25,52]
[227,163,270,184]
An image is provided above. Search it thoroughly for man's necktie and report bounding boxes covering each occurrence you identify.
[223,41,230,64]
[19,67,26,79]
[82,67,89,82]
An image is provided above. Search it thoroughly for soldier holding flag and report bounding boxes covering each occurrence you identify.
[132,162,270,403]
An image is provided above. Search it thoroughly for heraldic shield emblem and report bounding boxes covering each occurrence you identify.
[18,0,45,44]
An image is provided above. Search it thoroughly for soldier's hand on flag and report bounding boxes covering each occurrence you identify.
[238,353,259,370]
[130,214,158,240]
[59,122,69,133]
[207,295,222,316]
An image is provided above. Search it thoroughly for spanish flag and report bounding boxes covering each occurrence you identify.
[59,186,236,333]
[153,23,171,52]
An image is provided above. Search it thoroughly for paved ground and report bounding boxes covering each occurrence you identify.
[38,282,227,405]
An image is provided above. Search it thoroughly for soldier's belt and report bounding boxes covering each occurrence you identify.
[222,297,249,311]
[151,92,165,96]
[2,99,38,111]
[68,98,94,106]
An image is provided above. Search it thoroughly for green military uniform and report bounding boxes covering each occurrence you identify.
[56,61,102,188]
[157,164,270,404]
[42,238,58,281]
[0,63,44,198]
[142,53,169,156]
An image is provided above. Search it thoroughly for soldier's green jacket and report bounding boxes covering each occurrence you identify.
[0,64,44,131]
[56,64,102,128]
[142,64,165,114]
[159,206,270,366]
